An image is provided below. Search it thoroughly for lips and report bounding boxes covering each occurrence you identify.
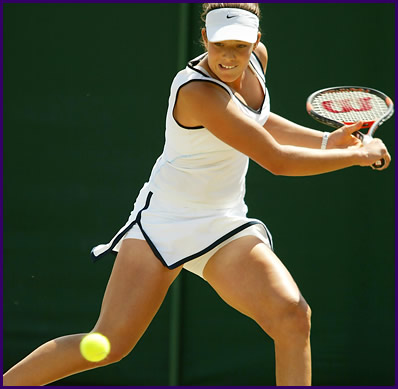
[219,64,237,70]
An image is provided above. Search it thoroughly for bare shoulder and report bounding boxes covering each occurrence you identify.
[174,80,231,128]
[178,79,229,102]
[254,42,268,73]
[174,76,280,174]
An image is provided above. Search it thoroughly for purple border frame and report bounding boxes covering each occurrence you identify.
[1,1,396,389]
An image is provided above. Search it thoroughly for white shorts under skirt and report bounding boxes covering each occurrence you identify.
[91,185,273,280]
[124,222,270,279]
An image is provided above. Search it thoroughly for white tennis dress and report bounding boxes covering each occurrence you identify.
[91,52,273,279]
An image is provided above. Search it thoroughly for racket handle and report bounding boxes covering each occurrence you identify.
[358,133,385,169]
[372,159,385,169]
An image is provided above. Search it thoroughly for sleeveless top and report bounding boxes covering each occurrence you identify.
[91,52,272,268]
[146,51,270,210]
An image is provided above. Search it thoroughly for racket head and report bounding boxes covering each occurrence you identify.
[306,86,394,137]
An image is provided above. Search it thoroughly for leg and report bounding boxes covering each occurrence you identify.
[3,239,181,386]
[203,236,312,386]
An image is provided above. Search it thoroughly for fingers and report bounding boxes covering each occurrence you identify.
[383,151,392,169]
[364,138,390,170]
[339,122,391,170]
[372,149,391,170]
[344,121,364,135]
[329,122,364,149]
[341,122,365,145]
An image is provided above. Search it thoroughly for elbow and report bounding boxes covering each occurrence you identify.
[266,163,287,176]
[252,144,292,176]
[263,145,300,176]
[258,158,286,176]
[259,151,289,176]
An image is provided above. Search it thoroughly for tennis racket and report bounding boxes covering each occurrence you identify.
[306,86,394,169]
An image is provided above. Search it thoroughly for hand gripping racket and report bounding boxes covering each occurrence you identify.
[306,86,394,169]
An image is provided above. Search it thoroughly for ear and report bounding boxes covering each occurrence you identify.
[253,32,262,50]
[201,28,209,48]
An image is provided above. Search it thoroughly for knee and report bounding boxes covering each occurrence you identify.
[99,350,128,366]
[93,341,133,366]
[86,331,137,367]
[259,298,312,342]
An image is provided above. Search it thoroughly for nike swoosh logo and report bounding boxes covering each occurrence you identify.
[226,14,238,19]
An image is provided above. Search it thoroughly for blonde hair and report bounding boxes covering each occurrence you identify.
[201,3,261,22]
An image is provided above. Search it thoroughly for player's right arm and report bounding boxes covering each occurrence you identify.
[174,82,389,176]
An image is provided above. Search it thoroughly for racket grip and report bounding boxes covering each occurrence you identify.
[373,159,385,169]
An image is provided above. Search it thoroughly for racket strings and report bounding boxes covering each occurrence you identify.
[311,91,388,122]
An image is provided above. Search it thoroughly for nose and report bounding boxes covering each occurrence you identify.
[222,47,236,59]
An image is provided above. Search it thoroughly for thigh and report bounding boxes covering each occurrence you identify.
[203,236,306,330]
[92,238,182,353]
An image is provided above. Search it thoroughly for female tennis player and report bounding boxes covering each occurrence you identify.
[3,3,390,386]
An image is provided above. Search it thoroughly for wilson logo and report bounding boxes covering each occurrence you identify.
[322,97,372,113]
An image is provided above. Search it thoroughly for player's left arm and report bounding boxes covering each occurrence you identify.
[264,113,364,149]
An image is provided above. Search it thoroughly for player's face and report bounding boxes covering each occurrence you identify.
[205,39,254,83]
[201,29,258,84]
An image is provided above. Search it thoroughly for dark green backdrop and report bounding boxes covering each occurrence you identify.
[3,3,395,386]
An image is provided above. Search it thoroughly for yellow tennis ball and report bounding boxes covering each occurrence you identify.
[80,333,111,362]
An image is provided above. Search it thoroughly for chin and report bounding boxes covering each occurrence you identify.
[218,74,239,83]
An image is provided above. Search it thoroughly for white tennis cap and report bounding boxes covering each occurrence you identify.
[205,8,259,43]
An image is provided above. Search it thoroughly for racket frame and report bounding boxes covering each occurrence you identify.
[306,86,394,138]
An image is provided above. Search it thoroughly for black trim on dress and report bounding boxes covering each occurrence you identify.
[90,192,153,262]
[186,53,266,115]
[92,191,273,270]
[252,51,266,78]
[172,79,232,130]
